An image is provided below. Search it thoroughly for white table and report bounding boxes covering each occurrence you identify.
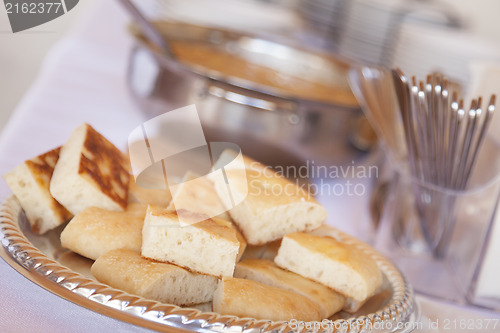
[0,1,499,332]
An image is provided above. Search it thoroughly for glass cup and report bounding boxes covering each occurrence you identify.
[374,135,500,306]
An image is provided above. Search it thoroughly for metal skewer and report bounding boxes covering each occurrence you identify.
[391,68,497,257]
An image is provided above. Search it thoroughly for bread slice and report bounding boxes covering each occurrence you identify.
[50,123,130,215]
[60,203,146,260]
[306,224,370,312]
[166,171,246,260]
[213,168,326,245]
[128,175,171,207]
[141,206,240,277]
[213,277,322,322]
[168,171,230,221]
[274,232,383,304]
[212,217,247,262]
[3,147,72,234]
[234,259,345,318]
[91,249,218,306]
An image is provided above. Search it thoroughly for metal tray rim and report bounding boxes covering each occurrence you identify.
[0,195,418,332]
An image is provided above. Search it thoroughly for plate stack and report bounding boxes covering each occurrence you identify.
[393,24,500,85]
[297,0,463,67]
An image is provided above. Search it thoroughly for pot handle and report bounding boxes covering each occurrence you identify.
[201,78,300,122]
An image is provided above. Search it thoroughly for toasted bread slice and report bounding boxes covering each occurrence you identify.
[168,171,230,221]
[307,224,371,312]
[275,232,383,304]
[50,124,130,215]
[141,207,240,277]
[91,249,218,306]
[213,277,322,321]
[213,169,326,245]
[167,171,246,260]
[60,203,146,260]
[3,147,72,234]
[212,217,247,262]
[235,259,345,318]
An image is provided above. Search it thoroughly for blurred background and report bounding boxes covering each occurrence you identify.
[1,0,500,133]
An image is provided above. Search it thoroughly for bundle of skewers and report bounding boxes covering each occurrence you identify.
[392,69,496,256]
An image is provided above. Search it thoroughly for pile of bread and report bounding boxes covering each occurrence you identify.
[4,124,383,322]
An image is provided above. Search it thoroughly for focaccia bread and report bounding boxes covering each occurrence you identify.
[213,277,322,322]
[274,232,382,304]
[166,171,246,260]
[3,147,71,234]
[307,224,371,312]
[141,206,240,277]
[167,171,230,221]
[60,203,146,260]
[213,169,326,245]
[91,249,218,306]
[50,123,130,215]
[234,259,345,318]
[212,217,247,262]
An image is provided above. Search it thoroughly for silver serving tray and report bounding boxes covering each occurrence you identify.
[0,195,419,332]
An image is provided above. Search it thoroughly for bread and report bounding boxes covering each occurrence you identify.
[234,259,345,318]
[306,224,370,312]
[274,232,383,304]
[168,171,230,221]
[50,123,130,215]
[241,239,281,261]
[212,217,247,262]
[213,168,326,245]
[91,249,218,306]
[60,203,146,260]
[141,206,240,277]
[166,171,246,260]
[3,147,72,234]
[213,277,322,322]
[128,175,171,207]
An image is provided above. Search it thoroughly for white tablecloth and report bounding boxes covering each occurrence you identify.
[0,1,499,332]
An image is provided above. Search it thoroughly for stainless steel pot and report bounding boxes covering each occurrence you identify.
[126,22,372,167]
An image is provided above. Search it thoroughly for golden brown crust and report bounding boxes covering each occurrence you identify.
[92,249,218,306]
[25,147,71,232]
[214,277,322,322]
[92,249,185,291]
[285,233,372,274]
[60,203,147,260]
[235,259,345,318]
[78,124,130,210]
[281,232,383,301]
